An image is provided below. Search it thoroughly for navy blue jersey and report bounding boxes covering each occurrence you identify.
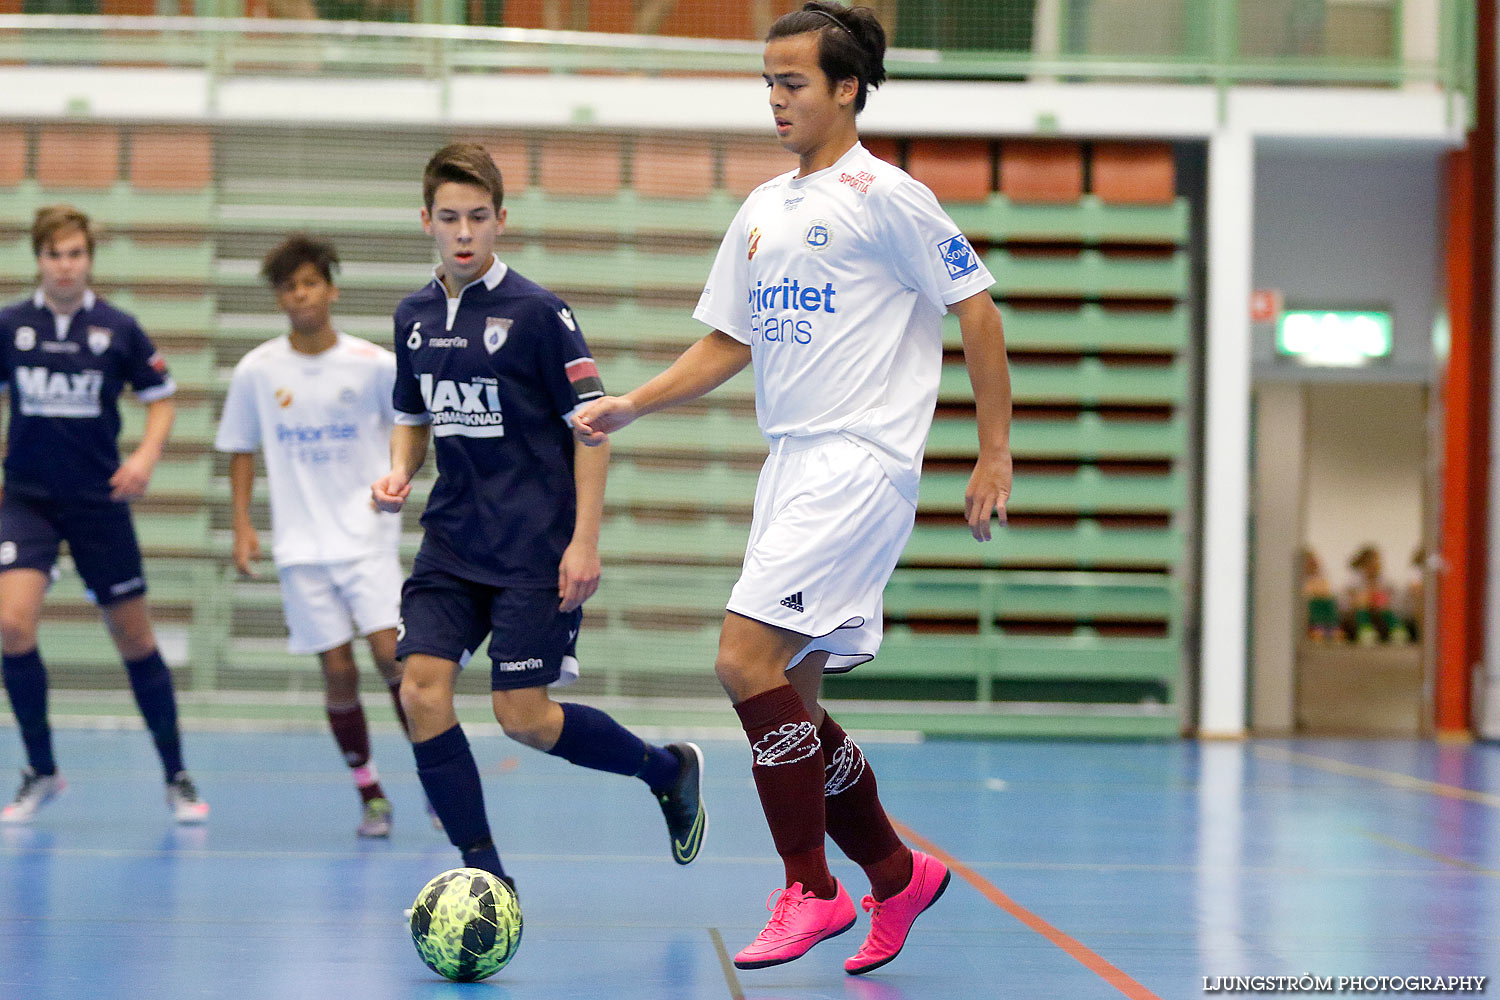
[0,291,175,502]
[393,259,605,588]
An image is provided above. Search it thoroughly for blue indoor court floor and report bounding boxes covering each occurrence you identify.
[1,727,1498,1000]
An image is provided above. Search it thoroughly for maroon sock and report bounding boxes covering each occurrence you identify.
[819,714,912,901]
[386,681,412,738]
[327,701,384,803]
[734,685,835,898]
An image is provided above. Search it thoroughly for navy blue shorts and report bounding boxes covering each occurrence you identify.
[0,493,146,606]
[396,563,582,691]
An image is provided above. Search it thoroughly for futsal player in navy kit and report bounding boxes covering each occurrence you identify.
[0,206,208,824]
[372,144,705,887]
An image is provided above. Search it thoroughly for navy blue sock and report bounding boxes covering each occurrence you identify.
[2,649,55,775]
[548,702,679,791]
[124,650,184,780]
[413,724,506,879]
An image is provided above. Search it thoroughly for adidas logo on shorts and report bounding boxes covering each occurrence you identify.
[779,591,805,613]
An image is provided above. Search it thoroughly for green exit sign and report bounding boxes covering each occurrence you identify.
[1276,310,1393,366]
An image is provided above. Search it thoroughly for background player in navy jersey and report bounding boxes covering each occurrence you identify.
[216,234,430,838]
[574,3,1012,976]
[371,143,706,888]
[0,205,209,824]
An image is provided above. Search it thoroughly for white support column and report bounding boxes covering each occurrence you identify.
[1200,128,1255,737]
[1401,0,1441,89]
[1250,381,1306,733]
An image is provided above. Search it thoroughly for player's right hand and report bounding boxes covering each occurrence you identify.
[232,527,261,578]
[571,396,638,446]
[372,471,412,513]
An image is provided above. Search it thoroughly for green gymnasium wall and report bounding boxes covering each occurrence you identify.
[0,123,1196,737]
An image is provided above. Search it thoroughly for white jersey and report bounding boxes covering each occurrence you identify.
[215,333,401,568]
[694,142,995,502]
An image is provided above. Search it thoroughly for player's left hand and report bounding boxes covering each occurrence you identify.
[109,452,155,501]
[965,451,1012,542]
[558,541,601,612]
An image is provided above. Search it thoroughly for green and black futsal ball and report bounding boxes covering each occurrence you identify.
[409,868,522,981]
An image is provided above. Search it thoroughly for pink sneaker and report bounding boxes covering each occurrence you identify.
[844,850,951,975]
[733,881,857,970]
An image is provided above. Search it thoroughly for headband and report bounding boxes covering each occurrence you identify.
[807,7,858,44]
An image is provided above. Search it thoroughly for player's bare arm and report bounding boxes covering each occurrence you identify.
[226,451,261,577]
[953,289,1013,542]
[559,438,608,612]
[373,422,430,513]
[572,331,750,445]
[110,396,174,501]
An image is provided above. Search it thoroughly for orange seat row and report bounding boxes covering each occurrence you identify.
[0,125,213,190]
[906,139,1176,205]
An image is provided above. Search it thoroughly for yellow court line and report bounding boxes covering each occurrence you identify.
[1253,746,1500,808]
[1359,831,1500,877]
[706,928,745,1000]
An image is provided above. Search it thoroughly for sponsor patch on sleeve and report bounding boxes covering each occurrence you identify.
[937,234,979,280]
[565,357,604,400]
[148,352,169,374]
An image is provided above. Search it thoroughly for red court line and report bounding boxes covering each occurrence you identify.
[892,820,1164,1000]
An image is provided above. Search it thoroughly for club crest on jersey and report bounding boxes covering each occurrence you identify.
[274,387,293,409]
[13,326,34,351]
[87,326,111,355]
[406,322,422,351]
[747,227,763,261]
[557,308,577,332]
[803,220,831,252]
[938,234,979,280]
[484,317,512,354]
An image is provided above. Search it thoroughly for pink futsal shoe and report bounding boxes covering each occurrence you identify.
[844,850,952,975]
[733,880,857,970]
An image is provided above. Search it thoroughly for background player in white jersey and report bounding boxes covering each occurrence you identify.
[371,144,705,893]
[215,235,425,838]
[574,2,1012,977]
[0,205,209,825]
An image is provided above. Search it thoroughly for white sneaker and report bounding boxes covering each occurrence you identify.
[166,772,209,824]
[0,768,66,824]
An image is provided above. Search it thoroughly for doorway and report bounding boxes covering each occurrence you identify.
[1250,380,1430,736]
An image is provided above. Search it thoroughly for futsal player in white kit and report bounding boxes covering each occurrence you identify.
[215,235,423,838]
[573,2,1013,977]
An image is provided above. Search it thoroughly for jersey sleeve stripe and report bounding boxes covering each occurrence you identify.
[136,379,177,403]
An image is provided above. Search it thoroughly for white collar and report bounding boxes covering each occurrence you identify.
[33,287,96,315]
[432,255,508,295]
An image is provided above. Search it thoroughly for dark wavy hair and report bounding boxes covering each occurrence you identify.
[261,233,339,288]
[767,2,888,114]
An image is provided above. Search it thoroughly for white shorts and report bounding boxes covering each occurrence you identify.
[278,551,403,656]
[726,433,916,673]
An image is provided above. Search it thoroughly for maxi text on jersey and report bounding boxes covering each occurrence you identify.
[418,372,505,438]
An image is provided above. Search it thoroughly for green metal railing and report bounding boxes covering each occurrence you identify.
[0,0,1477,103]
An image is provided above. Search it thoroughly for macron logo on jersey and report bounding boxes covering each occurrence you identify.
[14,366,104,418]
[419,372,504,438]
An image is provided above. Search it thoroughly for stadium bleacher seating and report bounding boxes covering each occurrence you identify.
[5,125,1191,736]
